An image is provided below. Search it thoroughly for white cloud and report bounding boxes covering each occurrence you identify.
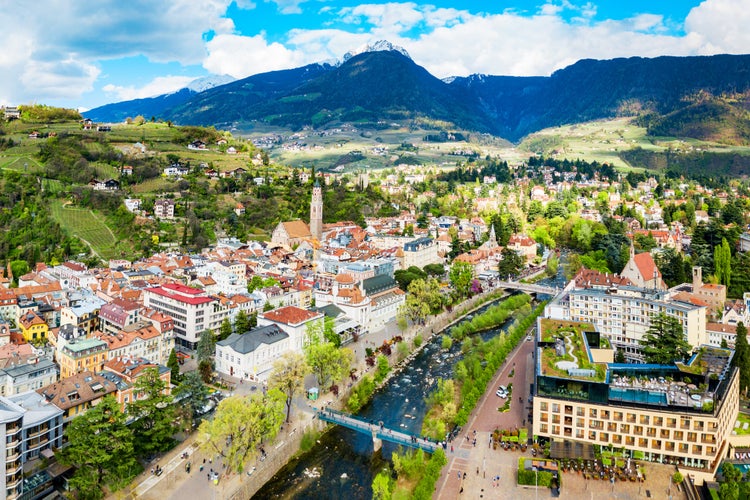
[0,0,236,105]
[102,75,198,101]
[685,0,750,54]
[203,33,306,78]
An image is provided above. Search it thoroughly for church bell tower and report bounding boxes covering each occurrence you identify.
[310,181,323,241]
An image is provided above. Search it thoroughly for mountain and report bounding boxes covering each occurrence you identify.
[84,75,234,123]
[86,48,750,142]
[341,40,411,64]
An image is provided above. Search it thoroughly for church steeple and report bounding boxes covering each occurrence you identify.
[310,180,323,241]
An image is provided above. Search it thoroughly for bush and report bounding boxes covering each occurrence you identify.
[413,334,423,348]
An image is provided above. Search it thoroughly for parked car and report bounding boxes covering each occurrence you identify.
[496,390,507,398]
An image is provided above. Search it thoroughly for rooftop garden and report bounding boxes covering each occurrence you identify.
[539,319,607,382]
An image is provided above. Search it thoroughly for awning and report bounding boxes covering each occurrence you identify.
[549,440,596,460]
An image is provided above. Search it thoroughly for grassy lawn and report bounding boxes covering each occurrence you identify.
[734,412,750,435]
[50,200,119,260]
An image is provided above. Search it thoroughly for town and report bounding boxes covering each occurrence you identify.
[0,105,749,500]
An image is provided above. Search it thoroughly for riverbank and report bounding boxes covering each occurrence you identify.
[253,290,506,498]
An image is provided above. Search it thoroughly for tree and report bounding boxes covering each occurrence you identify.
[615,349,626,363]
[199,359,213,383]
[322,315,340,347]
[218,318,233,341]
[714,237,732,287]
[720,462,742,500]
[198,390,285,474]
[497,248,524,278]
[268,352,310,422]
[173,371,210,430]
[449,260,474,298]
[304,323,353,389]
[372,469,393,500]
[234,310,251,334]
[58,396,139,500]
[167,348,180,382]
[639,312,691,364]
[733,322,750,395]
[196,329,215,365]
[129,368,176,456]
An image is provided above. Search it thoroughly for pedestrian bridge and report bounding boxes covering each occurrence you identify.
[316,407,438,453]
[495,280,558,296]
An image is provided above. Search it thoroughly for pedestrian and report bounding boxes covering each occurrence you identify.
[150,468,154,475]
[476,466,479,475]
[457,471,461,480]
[460,487,464,494]
[451,444,454,453]
[464,472,467,479]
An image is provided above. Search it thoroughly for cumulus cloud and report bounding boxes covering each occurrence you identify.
[204,33,307,78]
[0,0,236,105]
[685,0,750,54]
[102,75,198,101]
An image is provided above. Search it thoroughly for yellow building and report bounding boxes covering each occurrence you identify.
[57,338,108,379]
[18,311,48,343]
[533,318,738,486]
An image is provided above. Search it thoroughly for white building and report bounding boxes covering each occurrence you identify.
[258,306,323,352]
[143,283,217,350]
[215,325,290,381]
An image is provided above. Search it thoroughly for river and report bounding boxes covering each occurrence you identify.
[255,298,520,499]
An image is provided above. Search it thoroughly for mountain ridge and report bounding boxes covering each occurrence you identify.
[85,50,750,142]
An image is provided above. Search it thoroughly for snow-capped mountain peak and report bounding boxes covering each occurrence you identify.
[341,40,411,64]
[185,75,235,93]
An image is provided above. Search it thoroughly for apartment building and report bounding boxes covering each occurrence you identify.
[532,318,738,486]
[565,285,707,362]
[98,298,141,335]
[401,237,441,269]
[143,283,217,350]
[0,391,64,500]
[57,338,108,378]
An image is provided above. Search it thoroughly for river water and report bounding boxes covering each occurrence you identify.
[255,300,515,499]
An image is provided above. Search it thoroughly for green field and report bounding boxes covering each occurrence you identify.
[50,201,119,260]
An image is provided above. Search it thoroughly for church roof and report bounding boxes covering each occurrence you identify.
[634,252,661,280]
[282,220,312,239]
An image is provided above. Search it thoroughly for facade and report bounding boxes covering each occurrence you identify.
[57,338,108,378]
[0,359,58,396]
[215,325,290,381]
[402,237,441,269]
[0,392,64,500]
[565,285,707,363]
[93,322,172,366]
[154,199,175,219]
[271,220,312,248]
[620,247,667,290]
[532,318,739,485]
[102,357,171,410]
[98,298,141,335]
[18,311,48,343]
[143,283,217,349]
[59,295,105,335]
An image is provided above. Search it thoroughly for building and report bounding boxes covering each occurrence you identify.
[18,311,48,344]
[57,338,108,379]
[620,246,667,290]
[0,391,64,500]
[0,358,58,396]
[215,325,290,381]
[258,306,323,352]
[507,234,538,265]
[143,283,217,349]
[154,199,175,219]
[402,237,441,269]
[37,371,117,424]
[102,357,171,410]
[689,267,726,317]
[98,298,141,335]
[564,285,707,363]
[59,295,105,335]
[93,321,172,366]
[310,182,323,241]
[532,318,738,485]
[271,220,313,248]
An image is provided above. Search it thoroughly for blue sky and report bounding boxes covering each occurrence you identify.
[0,0,747,111]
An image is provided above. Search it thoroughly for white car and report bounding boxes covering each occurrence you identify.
[496,390,507,398]
[525,335,533,342]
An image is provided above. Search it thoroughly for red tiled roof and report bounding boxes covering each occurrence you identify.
[634,252,660,280]
[262,306,321,326]
[146,285,214,305]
